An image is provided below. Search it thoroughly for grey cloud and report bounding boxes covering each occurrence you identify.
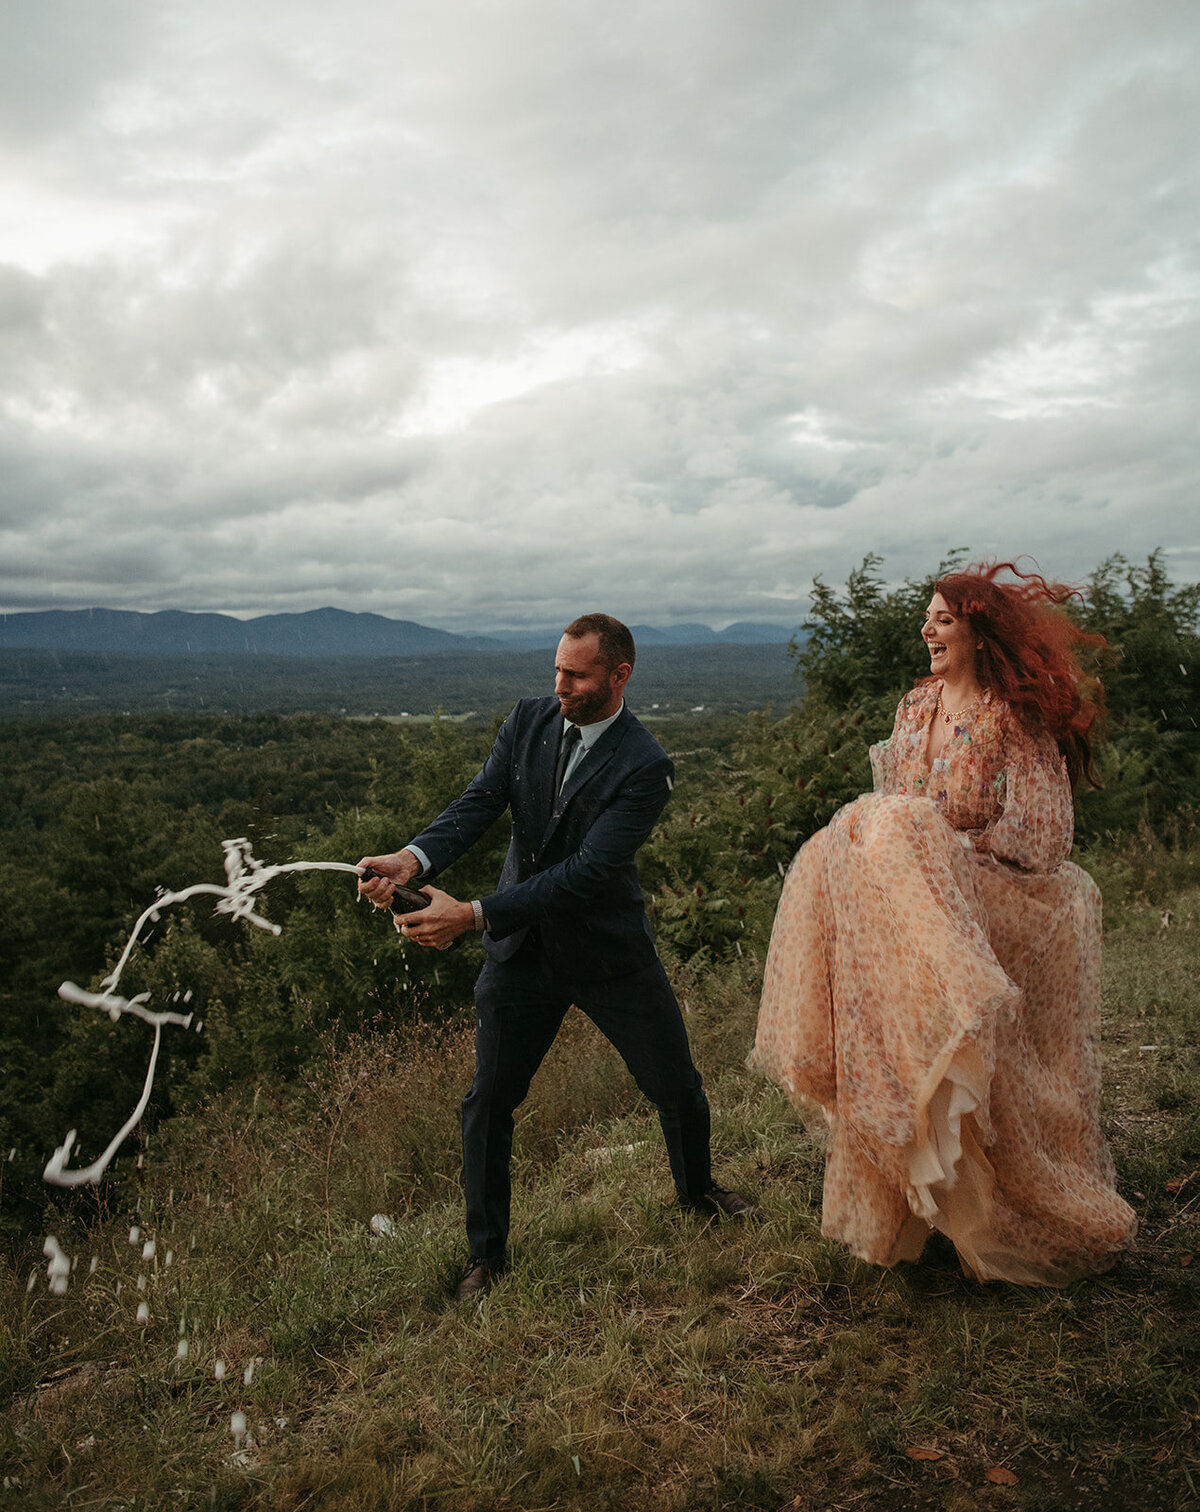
[0,0,1196,623]
[0,265,45,335]
[0,0,161,142]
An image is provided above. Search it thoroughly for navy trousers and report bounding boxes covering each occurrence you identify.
[462,942,712,1261]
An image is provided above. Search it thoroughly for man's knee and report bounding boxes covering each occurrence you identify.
[463,1059,531,1123]
[640,1066,708,1119]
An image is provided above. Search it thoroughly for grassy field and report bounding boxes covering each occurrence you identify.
[3,839,1198,1512]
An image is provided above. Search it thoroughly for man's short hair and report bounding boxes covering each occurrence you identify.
[563,613,636,671]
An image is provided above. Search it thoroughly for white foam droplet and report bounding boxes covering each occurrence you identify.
[214,1360,226,1380]
[43,1235,71,1293]
[137,1301,149,1323]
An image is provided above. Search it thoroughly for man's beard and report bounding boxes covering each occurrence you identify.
[558,689,611,724]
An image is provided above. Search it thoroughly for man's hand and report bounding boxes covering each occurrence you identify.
[394,885,476,950]
[357,849,422,909]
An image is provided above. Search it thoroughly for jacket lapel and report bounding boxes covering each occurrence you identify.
[532,705,564,828]
[540,708,628,847]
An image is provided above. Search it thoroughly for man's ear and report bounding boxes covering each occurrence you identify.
[611,661,633,694]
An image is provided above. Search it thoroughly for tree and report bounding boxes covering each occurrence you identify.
[1076,551,1200,835]
[792,551,966,708]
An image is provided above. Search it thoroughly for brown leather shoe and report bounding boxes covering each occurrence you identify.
[454,1257,505,1301]
[683,1183,762,1220]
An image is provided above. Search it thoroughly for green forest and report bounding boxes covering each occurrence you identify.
[0,642,798,721]
[2,552,1198,1510]
[1,550,1195,1236]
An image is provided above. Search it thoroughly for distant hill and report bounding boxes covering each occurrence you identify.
[0,607,799,657]
[0,607,470,657]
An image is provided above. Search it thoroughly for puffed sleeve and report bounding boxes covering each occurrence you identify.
[980,714,1074,872]
[870,691,923,795]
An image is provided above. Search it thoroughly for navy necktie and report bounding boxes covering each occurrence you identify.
[554,723,582,793]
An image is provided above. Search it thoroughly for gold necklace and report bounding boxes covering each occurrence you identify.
[936,691,979,726]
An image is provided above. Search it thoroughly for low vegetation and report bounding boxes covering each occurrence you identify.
[2,551,1197,1508]
[3,830,1198,1510]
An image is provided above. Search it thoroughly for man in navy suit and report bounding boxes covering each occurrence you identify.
[359,613,755,1299]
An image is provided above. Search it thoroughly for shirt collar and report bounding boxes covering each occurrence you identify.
[563,701,624,750]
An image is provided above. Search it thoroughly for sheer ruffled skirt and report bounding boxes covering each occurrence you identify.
[750,794,1136,1284]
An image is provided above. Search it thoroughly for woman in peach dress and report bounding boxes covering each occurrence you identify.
[751,563,1137,1285]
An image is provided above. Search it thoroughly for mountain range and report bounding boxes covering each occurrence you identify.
[0,607,798,658]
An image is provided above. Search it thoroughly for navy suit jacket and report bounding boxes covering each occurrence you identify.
[408,696,673,981]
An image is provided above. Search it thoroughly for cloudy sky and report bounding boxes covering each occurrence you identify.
[1,0,1196,631]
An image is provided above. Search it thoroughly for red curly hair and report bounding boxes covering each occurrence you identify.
[933,561,1106,790]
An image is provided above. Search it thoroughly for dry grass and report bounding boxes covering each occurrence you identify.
[3,866,1199,1511]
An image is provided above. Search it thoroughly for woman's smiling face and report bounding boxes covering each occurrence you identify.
[922,592,978,683]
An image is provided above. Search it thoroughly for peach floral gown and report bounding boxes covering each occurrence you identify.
[751,682,1137,1285]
